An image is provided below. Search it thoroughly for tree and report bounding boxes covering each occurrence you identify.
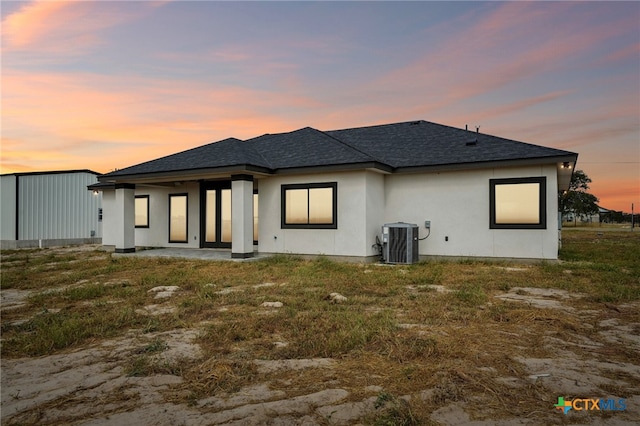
[559,169,599,223]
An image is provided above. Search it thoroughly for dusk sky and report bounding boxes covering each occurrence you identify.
[1,1,638,212]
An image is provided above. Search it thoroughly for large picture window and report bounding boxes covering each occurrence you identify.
[490,177,546,229]
[169,193,188,242]
[135,195,149,228]
[281,182,337,229]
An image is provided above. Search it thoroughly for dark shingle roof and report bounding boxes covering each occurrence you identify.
[100,120,577,180]
[247,127,375,170]
[103,138,269,176]
[326,121,576,169]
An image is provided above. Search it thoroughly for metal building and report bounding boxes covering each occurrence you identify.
[0,170,102,249]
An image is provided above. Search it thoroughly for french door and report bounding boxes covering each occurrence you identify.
[200,182,231,248]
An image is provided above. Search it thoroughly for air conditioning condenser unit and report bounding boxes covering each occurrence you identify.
[382,222,419,264]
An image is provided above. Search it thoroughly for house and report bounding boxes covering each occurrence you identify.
[91,120,577,261]
[1,170,102,249]
[564,206,609,224]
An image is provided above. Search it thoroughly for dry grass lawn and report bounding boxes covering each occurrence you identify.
[1,229,639,425]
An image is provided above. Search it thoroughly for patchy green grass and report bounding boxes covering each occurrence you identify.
[1,230,639,424]
[126,355,184,378]
[554,230,640,302]
[370,391,421,426]
[560,228,640,268]
[0,305,168,357]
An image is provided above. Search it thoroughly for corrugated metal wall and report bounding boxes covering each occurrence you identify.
[0,175,17,240]
[17,172,102,240]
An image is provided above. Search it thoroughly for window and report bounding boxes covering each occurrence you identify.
[135,195,149,228]
[169,194,188,242]
[490,177,546,229]
[281,182,337,229]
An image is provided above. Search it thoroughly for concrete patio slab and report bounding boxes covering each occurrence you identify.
[112,248,269,262]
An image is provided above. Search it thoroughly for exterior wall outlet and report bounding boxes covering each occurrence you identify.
[424,220,431,229]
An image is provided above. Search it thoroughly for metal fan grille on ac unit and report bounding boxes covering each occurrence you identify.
[383,223,419,264]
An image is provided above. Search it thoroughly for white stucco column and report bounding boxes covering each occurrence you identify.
[114,184,135,253]
[231,175,254,258]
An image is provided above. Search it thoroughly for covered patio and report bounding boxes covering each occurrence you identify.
[111,247,271,262]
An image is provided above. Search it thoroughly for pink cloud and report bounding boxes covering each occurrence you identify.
[1,1,165,56]
[0,68,325,174]
[210,48,252,63]
[371,2,636,114]
[554,124,638,150]
[1,136,77,173]
[470,90,573,123]
[1,1,73,48]
[602,42,640,64]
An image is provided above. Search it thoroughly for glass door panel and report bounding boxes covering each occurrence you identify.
[221,189,232,243]
[205,190,216,243]
[200,182,231,248]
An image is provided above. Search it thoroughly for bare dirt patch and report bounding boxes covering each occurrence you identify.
[0,289,31,311]
[1,327,200,425]
[494,286,583,310]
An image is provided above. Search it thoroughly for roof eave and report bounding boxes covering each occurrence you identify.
[272,161,393,175]
[3,169,101,178]
[87,182,115,191]
[98,164,273,183]
[392,154,579,174]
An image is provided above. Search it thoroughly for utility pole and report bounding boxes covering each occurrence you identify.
[632,203,635,231]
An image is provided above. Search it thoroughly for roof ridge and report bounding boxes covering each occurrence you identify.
[325,120,425,133]
[250,125,379,162]
[313,127,382,164]
[234,138,274,169]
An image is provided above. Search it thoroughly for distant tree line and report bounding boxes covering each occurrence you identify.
[559,169,637,227]
[600,210,639,225]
